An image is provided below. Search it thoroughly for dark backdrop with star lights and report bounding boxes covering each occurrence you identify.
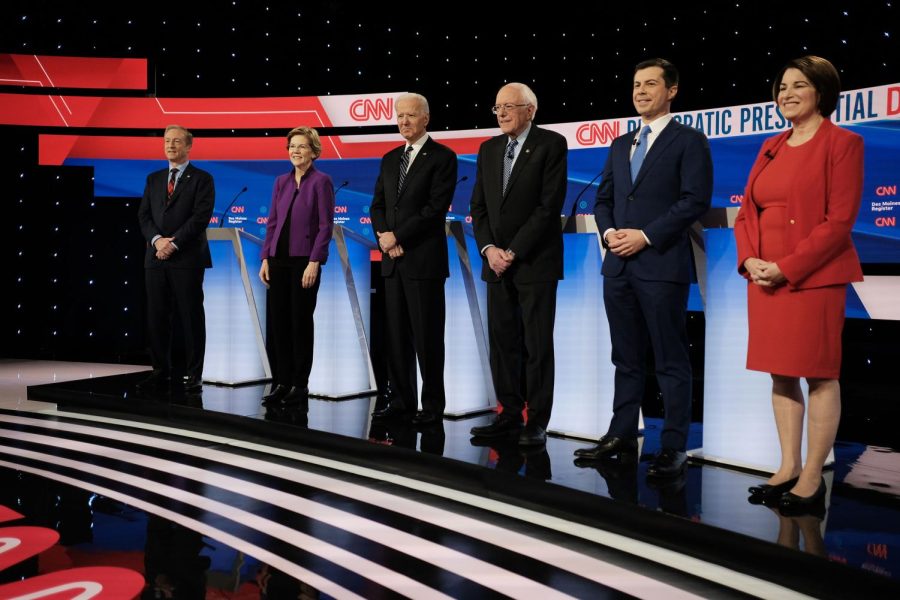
[1,2,897,442]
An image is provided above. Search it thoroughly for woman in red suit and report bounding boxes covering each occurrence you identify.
[734,56,864,513]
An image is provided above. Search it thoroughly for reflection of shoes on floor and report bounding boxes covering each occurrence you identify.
[573,435,638,459]
[779,478,826,516]
[647,470,687,494]
[135,371,170,394]
[262,384,290,406]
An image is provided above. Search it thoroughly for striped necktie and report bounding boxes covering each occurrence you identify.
[502,139,518,194]
[398,145,413,194]
[167,168,178,201]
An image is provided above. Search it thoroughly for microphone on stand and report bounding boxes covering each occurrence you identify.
[456,175,469,185]
[218,186,248,228]
[335,180,350,195]
[563,170,605,232]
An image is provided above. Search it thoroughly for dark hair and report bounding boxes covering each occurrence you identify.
[634,58,679,88]
[772,55,841,116]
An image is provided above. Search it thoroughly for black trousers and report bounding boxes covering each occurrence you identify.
[486,277,558,429]
[145,267,206,379]
[268,257,321,388]
[383,274,446,414]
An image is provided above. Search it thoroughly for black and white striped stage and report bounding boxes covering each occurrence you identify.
[1,360,899,598]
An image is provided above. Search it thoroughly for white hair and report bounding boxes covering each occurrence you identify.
[396,92,430,115]
[504,82,538,113]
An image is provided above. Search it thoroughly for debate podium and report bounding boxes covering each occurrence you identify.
[202,226,378,398]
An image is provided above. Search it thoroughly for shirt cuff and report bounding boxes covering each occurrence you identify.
[640,230,652,246]
[480,243,496,256]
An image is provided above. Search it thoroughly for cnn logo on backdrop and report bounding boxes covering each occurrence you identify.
[349,97,394,121]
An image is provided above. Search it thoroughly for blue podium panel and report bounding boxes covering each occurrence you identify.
[309,227,377,398]
[548,233,617,440]
[203,229,270,385]
[696,229,830,472]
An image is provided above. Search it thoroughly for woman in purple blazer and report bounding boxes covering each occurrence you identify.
[258,127,335,406]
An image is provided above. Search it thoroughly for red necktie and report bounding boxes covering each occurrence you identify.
[167,168,178,200]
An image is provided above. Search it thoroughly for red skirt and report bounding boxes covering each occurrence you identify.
[746,282,846,379]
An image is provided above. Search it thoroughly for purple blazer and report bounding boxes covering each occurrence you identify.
[260,165,335,263]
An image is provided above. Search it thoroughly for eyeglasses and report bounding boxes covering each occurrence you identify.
[288,143,311,151]
[491,103,531,114]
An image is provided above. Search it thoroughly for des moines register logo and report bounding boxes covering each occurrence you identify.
[0,504,144,599]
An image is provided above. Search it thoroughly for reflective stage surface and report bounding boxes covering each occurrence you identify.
[2,359,899,598]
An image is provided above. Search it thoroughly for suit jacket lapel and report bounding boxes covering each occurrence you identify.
[621,131,640,192]
[502,128,538,202]
[632,122,679,190]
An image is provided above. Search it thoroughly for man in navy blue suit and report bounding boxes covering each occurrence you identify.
[137,125,215,395]
[577,59,712,477]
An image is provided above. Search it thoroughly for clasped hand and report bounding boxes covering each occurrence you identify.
[485,246,514,277]
[376,231,404,259]
[744,257,786,287]
[154,237,176,260]
[606,229,647,257]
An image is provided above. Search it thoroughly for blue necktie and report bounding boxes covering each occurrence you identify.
[630,126,652,183]
[503,139,518,195]
[398,145,413,194]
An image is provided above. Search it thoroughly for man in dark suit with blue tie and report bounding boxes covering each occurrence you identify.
[469,83,568,446]
[576,59,712,476]
[137,125,215,395]
[370,93,458,425]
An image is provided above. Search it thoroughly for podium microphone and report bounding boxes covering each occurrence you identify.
[563,170,604,231]
[456,175,469,185]
[335,180,350,195]
[218,186,248,228]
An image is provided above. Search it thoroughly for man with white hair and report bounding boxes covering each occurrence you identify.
[469,83,568,446]
[370,93,458,426]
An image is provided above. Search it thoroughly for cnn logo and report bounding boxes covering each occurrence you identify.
[349,98,394,121]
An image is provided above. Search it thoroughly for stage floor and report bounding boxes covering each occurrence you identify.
[1,359,899,598]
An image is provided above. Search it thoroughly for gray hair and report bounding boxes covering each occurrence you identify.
[164,124,193,145]
[396,92,430,115]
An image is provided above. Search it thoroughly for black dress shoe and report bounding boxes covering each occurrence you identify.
[372,402,413,419]
[518,424,547,446]
[135,370,170,394]
[779,478,826,516]
[182,374,203,394]
[748,476,799,503]
[573,435,638,459]
[281,386,309,406]
[262,384,291,405]
[646,448,688,478]
[470,415,523,438]
[411,410,440,426]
